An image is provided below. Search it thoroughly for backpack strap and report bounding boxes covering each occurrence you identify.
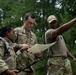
[0,37,9,56]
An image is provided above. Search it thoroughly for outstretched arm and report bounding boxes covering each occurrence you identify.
[52,18,76,39]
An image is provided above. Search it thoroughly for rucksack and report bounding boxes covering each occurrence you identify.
[0,37,9,56]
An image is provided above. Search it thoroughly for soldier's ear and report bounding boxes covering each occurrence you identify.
[23,18,27,22]
[6,31,9,36]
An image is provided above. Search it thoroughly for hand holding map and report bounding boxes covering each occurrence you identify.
[28,42,56,53]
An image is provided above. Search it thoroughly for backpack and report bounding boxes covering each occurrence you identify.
[0,37,9,56]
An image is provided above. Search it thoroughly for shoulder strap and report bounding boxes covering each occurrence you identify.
[15,32,19,44]
[0,37,9,56]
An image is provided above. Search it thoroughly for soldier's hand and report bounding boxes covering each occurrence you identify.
[35,51,43,58]
[20,44,30,52]
[73,57,76,62]
[6,69,18,75]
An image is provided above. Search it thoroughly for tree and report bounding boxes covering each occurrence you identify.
[0,0,76,75]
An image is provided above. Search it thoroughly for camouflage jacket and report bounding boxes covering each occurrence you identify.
[14,25,37,47]
[0,38,16,74]
[14,26,37,73]
[0,37,23,74]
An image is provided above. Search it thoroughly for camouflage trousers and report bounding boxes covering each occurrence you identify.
[47,57,72,75]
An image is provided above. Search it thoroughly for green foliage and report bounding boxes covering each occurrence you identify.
[68,49,76,75]
[59,8,73,48]
[0,0,76,75]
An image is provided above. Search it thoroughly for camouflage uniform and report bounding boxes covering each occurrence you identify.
[45,29,72,75]
[0,38,17,74]
[14,25,37,75]
[0,36,24,75]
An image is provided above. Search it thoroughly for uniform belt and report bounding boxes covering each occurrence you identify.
[49,56,67,59]
[61,56,67,59]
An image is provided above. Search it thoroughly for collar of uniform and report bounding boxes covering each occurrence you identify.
[21,25,32,35]
[21,25,25,34]
[4,37,12,43]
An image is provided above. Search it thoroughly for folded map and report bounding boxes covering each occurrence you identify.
[28,42,56,53]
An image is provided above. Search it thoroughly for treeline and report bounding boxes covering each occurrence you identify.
[0,0,76,75]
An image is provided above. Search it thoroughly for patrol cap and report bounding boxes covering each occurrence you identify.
[47,15,57,23]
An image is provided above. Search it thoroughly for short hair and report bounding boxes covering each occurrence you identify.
[0,26,13,37]
[24,12,35,20]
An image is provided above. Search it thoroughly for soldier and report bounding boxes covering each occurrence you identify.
[14,12,42,75]
[0,26,30,75]
[45,15,76,75]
